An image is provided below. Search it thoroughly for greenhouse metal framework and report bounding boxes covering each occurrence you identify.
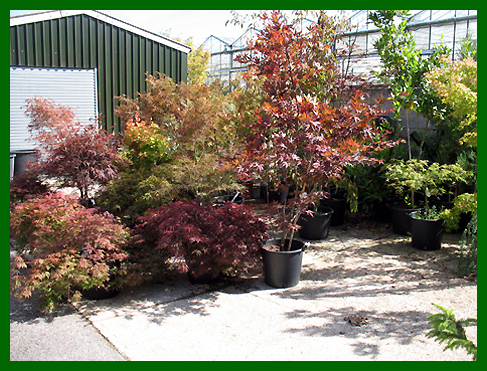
[201,10,477,87]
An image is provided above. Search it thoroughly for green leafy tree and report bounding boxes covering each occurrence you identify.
[158,32,210,86]
[369,10,451,159]
[186,39,211,85]
[385,159,471,211]
[425,56,477,147]
[425,53,477,277]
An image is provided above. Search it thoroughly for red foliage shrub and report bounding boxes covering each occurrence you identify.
[25,98,124,199]
[132,200,269,280]
[10,193,129,312]
[9,170,50,209]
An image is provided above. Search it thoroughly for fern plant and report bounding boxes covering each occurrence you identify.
[426,303,477,360]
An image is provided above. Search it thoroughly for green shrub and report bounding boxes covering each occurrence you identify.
[96,167,176,227]
[458,211,477,277]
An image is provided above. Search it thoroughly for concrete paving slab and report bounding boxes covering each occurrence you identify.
[10,295,127,361]
[75,275,476,361]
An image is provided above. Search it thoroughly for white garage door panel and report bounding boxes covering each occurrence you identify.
[10,67,98,152]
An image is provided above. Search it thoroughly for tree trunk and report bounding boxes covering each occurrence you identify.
[418,118,430,160]
[406,109,412,160]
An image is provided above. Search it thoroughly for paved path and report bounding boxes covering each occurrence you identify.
[10,227,477,361]
[10,294,127,361]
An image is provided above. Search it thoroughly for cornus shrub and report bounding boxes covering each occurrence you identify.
[25,97,124,200]
[10,193,129,312]
[234,11,398,250]
[132,200,269,280]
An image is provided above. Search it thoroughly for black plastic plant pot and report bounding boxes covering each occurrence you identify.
[388,202,421,235]
[80,261,121,300]
[298,207,334,240]
[320,197,346,226]
[187,271,220,285]
[81,286,120,300]
[262,238,307,288]
[409,212,446,251]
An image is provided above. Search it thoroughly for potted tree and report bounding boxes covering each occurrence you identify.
[385,159,471,249]
[131,200,269,284]
[234,11,398,287]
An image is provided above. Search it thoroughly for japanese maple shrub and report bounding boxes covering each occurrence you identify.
[25,98,124,200]
[10,170,50,210]
[385,159,471,213]
[131,200,269,281]
[10,193,129,312]
[96,116,177,227]
[115,74,243,202]
[234,11,397,250]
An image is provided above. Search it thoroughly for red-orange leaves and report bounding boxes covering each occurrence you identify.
[10,193,129,312]
[234,11,399,249]
[25,98,124,200]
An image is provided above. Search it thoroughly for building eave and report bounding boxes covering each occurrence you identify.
[10,10,191,54]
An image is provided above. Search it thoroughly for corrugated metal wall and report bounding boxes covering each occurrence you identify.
[10,14,188,133]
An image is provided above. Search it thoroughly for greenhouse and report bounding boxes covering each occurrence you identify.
[202,10,477,86]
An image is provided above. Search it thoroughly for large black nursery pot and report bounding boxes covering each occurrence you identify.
[409,211,446,251]
[388,201,421,235]
[81,285,120,300]
[320,196,346,226]
[262,238,308,288]
[298,207,334,240]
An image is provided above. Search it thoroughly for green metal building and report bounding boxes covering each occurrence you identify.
[10,10,190,133]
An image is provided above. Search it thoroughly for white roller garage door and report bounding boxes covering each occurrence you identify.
[10,66,98,152]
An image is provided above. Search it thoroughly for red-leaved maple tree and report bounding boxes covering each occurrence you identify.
[132,200,268,280]
[234,11,397,250]
[25,97,124,200]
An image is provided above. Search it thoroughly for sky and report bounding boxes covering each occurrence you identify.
[9,10,299,48]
